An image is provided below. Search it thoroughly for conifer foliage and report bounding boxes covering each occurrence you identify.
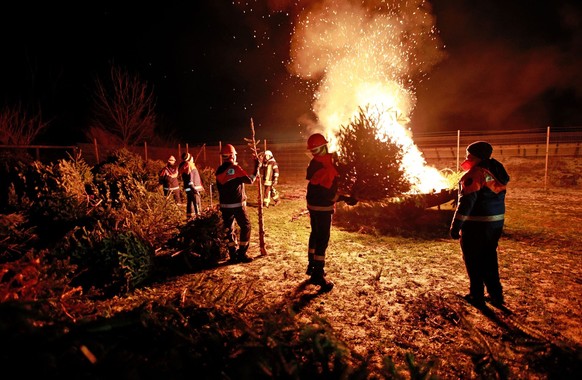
[336,107,411,201]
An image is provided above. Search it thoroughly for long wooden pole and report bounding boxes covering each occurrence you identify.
[194,143,206,163]
[248,118,267,256]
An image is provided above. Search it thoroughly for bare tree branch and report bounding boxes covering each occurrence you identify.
[0,103,49,145]
[89,65,157,146]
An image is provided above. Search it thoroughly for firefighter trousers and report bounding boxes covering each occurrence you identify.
[460,222,504,300]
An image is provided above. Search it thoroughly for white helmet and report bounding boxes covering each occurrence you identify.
[264,150,273,160]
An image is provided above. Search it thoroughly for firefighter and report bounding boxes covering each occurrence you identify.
[159,155,182,204]
[305,133,357,291]
[450,141,510,308]
[215,144,259,263]
[179,152,205,219]
[260,150,280,207]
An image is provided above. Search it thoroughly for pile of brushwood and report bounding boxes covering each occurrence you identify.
[0,146,436,379]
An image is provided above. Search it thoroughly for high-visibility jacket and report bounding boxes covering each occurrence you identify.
[452,158,510,229]
[215,161,257,208]
[306,153,341,213]
[262,158,279,186]
[179,161,204,193]
[159,164,180,192]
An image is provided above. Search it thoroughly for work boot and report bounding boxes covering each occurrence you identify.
[236,247,253,263]
[487,294,505,307]
[227,248,239,264]
[308,276,334,292]
[463,293,486,309]
[227,255,240,264]
[238,254,253,263]
[308,270,334,292]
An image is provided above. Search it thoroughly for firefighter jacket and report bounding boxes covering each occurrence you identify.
[215,161,258,208]
[262,157,279,186]
[451,158,510,231]
[159,164,180,192]
[179,161,205,194]
[306,153,342,213]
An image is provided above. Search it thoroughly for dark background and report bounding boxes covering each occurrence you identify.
[1,0,580,145]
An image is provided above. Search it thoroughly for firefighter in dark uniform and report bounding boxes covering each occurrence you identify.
[215,144,259,263]
[261,150,280,207]
[305,133,357,291]
[179,152,205,219]
[450,141,510,308]
[159,155,182,204]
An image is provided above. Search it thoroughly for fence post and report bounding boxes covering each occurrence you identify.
[93,138,100,164]
[219,141,223,165]
[209,184,213,208]
[456,130,460,170]
[544,126,550,191]
[144,141,148,161]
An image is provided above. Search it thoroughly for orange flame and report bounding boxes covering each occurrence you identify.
[289,0,448,193]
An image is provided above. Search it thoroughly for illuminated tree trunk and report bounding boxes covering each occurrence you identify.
[247,118,267,256]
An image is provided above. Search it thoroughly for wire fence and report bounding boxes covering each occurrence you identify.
[2,127,581,184]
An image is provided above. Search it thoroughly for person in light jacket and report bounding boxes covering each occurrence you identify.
[179,152,205,219]
[260,150,280,207]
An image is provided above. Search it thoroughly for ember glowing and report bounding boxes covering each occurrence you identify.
[289,0,449,193]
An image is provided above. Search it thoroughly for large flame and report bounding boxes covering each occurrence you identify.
[288,0,448,193]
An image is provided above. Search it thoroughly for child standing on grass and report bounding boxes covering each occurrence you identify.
[450,141,510,308]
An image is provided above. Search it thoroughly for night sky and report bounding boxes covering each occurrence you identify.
[1,0,581,145]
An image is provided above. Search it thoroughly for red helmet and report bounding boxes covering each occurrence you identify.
[307,133,328,150]
[221,144,237,156]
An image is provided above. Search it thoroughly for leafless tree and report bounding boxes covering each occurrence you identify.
[88,65,156,146]
[0,103,49,145]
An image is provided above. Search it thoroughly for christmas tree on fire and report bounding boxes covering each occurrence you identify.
[336,107,411,201]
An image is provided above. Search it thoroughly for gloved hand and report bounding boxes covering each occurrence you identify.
[449,220,462,239]
[338,195,358,206]
[344,196,358,206]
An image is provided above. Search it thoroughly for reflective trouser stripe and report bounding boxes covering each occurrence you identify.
[220,201,246,208]
[455,214,504,222]
[307,204,334,212]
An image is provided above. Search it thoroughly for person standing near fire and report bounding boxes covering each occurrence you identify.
[215,144,260,264]
[179,152,205,219]
[260,150,280,207]
[450,141,510,308]
[305,133,357,292]
[159,155,182,204]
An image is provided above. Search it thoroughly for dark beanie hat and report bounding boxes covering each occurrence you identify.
[467,141,493,160]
